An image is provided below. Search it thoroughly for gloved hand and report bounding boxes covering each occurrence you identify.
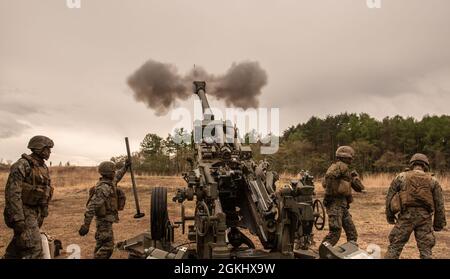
[387,215,396,225]
[38,217,44,228]
[124,158,132,169]
[78,224,89,236]
[14,220,27,234]
[433,225,443,232]
[350,170,359,177]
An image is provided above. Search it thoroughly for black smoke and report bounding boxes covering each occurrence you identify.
[127,59,267,115]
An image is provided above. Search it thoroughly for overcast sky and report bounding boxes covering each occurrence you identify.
[1,0,449,165]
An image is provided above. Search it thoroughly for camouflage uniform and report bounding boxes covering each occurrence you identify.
[322,147,365,246]
[3,141,54,259]
[81,163,127,259]
[385,161,446,259]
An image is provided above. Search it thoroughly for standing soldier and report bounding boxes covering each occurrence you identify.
[385,153,446,259]
[321,146,365,246]
[3,135,54,259]
[78,160,130,259]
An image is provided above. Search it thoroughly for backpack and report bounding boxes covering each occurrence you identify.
[400,170,434,212]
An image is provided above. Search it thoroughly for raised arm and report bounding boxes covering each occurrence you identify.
[114,160,131,184]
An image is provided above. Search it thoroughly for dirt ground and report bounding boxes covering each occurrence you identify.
[0,168,449,259]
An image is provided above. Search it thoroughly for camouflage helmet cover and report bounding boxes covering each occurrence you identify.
[98,161,116,175]
[27,135,54,150]
[409,153,430,166]
[336,146,355,159]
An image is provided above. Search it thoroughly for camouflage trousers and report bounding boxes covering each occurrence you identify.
[385,207,435,259]
[3,206,44,259]
[322,201,357,246]
[94,219,114,259]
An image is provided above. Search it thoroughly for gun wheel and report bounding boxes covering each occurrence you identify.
[313,199,326,230]
[151,187,169,240]
[195,201,211,237]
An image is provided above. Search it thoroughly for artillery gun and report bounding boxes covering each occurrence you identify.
[120,81,327,259]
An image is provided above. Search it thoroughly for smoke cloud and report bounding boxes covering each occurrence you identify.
[127,60,189,115]
[211,62,268,109]
[127,59,267,115]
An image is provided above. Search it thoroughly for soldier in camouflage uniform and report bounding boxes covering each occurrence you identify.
[3,136,54,259]
[321,146,365,246]
[78,160,130,259]
[385,153,446,259]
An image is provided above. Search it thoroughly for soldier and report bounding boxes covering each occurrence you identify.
[78,160,130,259]
[385,153,446,259]
[321,146,365,246]
[3,135,54,259]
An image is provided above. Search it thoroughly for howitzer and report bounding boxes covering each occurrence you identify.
[119,81,363,259]
[172,81,293,258]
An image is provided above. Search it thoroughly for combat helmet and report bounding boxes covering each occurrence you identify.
[98,161,116,175]
[409,153,430,167]
[335,146,355,159]
[27,135,54,150]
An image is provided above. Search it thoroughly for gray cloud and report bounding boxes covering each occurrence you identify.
[0,101,41,115]
[1,0,450,164]
[0,90,40,138]
[0,116,30,139]
[287,66,450,113]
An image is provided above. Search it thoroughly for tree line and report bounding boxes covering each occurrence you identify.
[110,114,449,176]
[266,113,449,175]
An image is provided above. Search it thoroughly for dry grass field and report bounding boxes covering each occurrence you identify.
[0,167,449,259]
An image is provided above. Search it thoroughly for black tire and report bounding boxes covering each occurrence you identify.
[150,187,168,240]
[313,199,326,230]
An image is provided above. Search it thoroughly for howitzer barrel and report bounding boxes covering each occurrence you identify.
[193,81,214,120]
[125,137,145,219]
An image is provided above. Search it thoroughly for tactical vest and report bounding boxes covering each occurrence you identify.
[398,170,434,212]
[20,154,53,207]
[324,163,352,198]
[325,177,352,197]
